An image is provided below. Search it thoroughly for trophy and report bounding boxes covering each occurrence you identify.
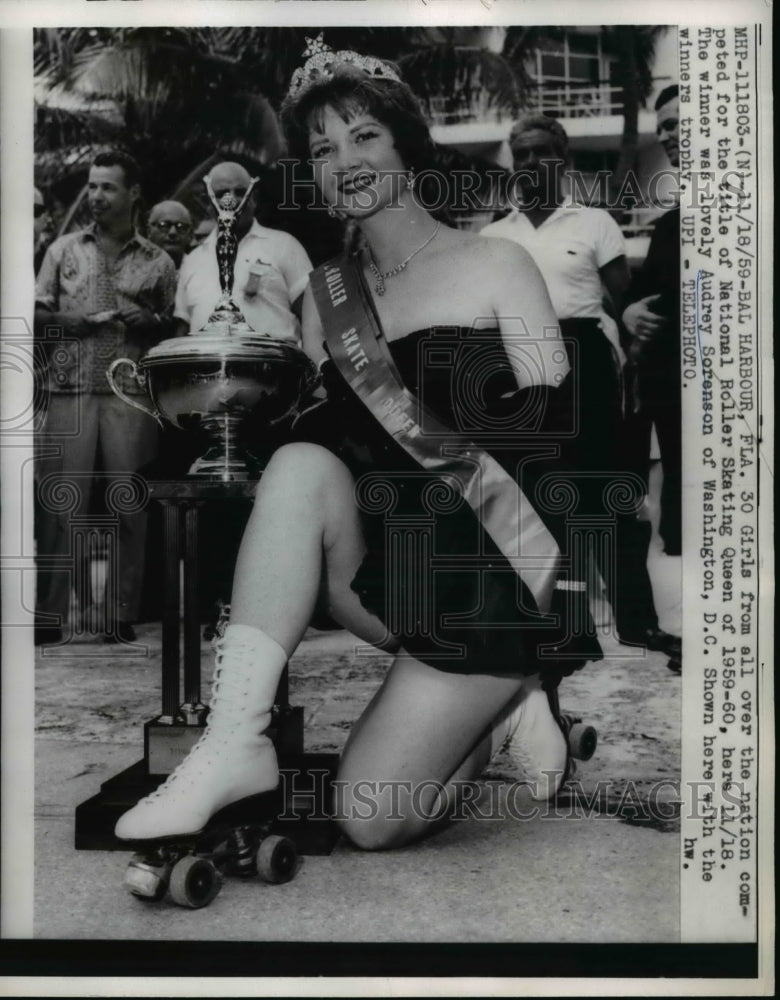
[107,174,317,481]
[201,174,258,332]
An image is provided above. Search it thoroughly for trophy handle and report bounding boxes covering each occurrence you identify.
[106,358,164,427]
[301,355,321,396]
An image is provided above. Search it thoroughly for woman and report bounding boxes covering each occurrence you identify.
[115,39,598,851]
[482,115,681,667]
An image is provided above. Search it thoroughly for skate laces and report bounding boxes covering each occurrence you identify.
[204,635,259,732]
[505,692,566,784]
[135,636,263,808]
[504,702,540,774]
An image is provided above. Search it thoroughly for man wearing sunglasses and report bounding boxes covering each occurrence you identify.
[146,200,194,270]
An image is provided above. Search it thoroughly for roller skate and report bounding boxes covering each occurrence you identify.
[122,811,298,909]
[493,672,597,800]
[115,624,295,905]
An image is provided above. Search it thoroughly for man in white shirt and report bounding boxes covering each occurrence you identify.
[482,115,681,667]
[482,116,628,356]
[174,161,312,342]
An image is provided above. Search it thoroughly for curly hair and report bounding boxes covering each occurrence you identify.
[280,66,437,177]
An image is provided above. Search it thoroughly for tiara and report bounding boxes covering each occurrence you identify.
[286,33,401,101]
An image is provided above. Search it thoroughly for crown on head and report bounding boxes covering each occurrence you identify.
[286,33,401,101]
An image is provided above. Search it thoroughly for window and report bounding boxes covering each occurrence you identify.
[528,31,618,117]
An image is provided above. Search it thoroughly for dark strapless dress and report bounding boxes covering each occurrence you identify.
[294,327,601,677]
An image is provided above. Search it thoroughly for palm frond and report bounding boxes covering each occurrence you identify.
[601,25,668,106]
[33,27,113,84]
[35,101,123,153]
[399,45,520,123]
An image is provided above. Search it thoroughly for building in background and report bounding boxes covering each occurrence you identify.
[424,26,678,265]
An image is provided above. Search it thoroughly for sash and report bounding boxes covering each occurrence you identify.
[310,256,560,614]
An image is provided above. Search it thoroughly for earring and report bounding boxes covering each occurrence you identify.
[327,204,347,221]
[407,167,416,191]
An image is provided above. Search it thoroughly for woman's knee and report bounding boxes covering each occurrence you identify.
[335,802,422,852]
[258,442,353,503]
[333,771,447,851]
[264,441,342,480]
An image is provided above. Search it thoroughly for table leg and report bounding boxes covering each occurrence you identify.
[160,500,181,720]
[183,502,203,707]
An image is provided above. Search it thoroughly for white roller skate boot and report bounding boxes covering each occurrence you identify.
[115,624,287,841]
[490,674,568,801]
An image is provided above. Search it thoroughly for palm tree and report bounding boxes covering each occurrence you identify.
[34,27,285,215]
[601,26,668,205]
[398,43,520,126]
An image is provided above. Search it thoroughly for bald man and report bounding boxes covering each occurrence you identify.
[173,161,312,342]
[147,200,193,269]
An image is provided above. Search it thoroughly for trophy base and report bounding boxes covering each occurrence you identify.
[186,415,263,481]
[201,301,253,334]
[187,452,263,482]
[196,319,257,336]
[144,706,304,776]
[145,717,205,776]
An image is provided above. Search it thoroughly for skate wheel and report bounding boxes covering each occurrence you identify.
[124,855,169,902]
[568,722,597,761]
[255,835,297,884]
[168,856,222,908]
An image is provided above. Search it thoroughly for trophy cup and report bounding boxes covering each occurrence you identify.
[106,174,317,481]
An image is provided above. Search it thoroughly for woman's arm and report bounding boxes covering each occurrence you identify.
[482,237,569,390]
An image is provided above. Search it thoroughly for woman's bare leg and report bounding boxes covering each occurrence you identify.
[233,444,562,852]
[115,441,395,840]
[229,441,394,653]
[336,653,527,850]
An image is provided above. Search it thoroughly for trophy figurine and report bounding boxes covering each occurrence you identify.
[201,174,258,332]
[106,170,317,480]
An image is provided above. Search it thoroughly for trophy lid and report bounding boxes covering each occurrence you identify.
[142,333,309,365]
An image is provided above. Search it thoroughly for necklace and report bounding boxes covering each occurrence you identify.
[367,222,441,296]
